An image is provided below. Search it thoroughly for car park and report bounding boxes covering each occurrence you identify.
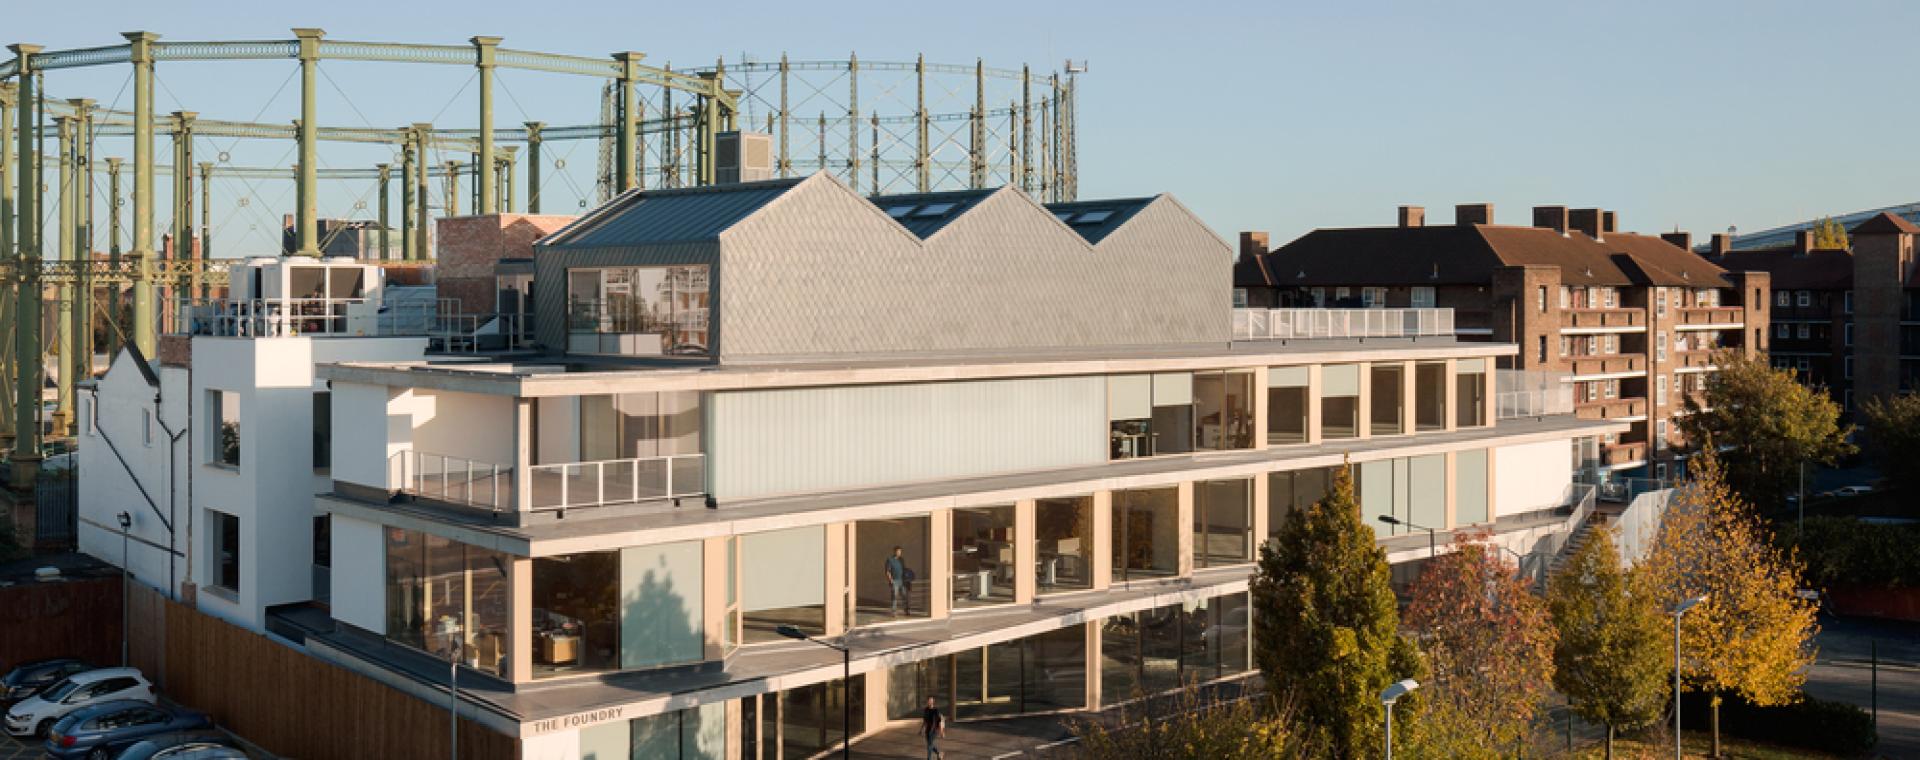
[0,659,92,706]
[43,701,213,760]
[2,668,154,738]
[112,730,249,759]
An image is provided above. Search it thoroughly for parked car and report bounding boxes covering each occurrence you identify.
[2,667,154,738]
[0,658,92,705]
[113,731,248,760]
[1835,485,1874,497]
[44,700,212,760]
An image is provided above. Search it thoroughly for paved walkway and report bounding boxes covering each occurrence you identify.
[850,712,1076,759]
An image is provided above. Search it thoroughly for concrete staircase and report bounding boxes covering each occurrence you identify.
[1544,504,1625,584]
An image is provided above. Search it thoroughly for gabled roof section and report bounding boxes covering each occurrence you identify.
[541,177,806,249]
[867,189,998,239]
[1709,247,1853,290]
[1267,223,1731,288]
[1851,211,1920,236]
[1045,197,1156,244]
[115,344,160,388]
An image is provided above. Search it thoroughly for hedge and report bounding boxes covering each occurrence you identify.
[1678,690,1876,756]
[1778,516,1920,589]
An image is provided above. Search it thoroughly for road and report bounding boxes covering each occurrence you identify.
[1805,615,1920,758]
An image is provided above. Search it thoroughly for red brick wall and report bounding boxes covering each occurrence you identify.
[435,214,575,315]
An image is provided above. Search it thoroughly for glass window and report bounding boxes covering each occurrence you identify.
[1108,374,1195,459]
[1370,363,1405,436]
[742,527,827,643]
[1112,487,1179,581]
[1181,593,1251,683]
[209,389,240,467]
[1035,496,1093,594]
[1409,455,1446,530]
[854,516,931,626]
[1140,604,1184,694]
[779,675,864,757]
[1265,467,1332,543]
[1193,479,1252,567]
[532,551,620,677]
[1321,364,1360,440]
[952,505,1017,608]
[1266,366,1308,445]
[887,657,953,722]
[311,392,331,470]
[1456,450,1489,525]
[565,265,711,357]
[1194,371,1255,450]
[955,640,1023,720]
[384,528,511,677]
[1776,291,1789,308]
[1454,359,1487,428]
[1413,362,1446,432]
[620,541,705,671]
[211,510,240,593]
[1410,286,1435,309]
[1101,614,1142,703]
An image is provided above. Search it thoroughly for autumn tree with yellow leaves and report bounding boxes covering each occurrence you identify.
[1639,451,1820,758]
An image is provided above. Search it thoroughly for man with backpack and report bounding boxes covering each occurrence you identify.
[886,545,915,616]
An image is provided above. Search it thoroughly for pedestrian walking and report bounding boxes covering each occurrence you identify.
[922,696,946,759]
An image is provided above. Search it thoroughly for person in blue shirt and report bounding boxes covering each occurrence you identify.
[885,546,912,616]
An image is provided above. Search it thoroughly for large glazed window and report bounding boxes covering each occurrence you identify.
[853,516,931,626]
[1193,371,1255,450]
[1112,487,1179,581]
[1267,366,1308,445]
[1414,362,1447,432]
[208,390,240,467]
[1370,363,1405,436]
[565,265,711,357]
[952,505,1017,608]
[1321,364,1360,440]
[741,527,827,643]
[1035,495,1094,594]
[1107,373,1196,459]
[1193,479,1252,567]
[1265,467,1333,542]
[1455,359,1488,428]
[384,528,511,677]
[532,551,620,677]
[1455,449,1489,525]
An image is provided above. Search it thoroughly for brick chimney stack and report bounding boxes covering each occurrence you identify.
[1455,203,1493,226]
[1532,205,1569,235]
[1794,230,1814,255]
[1569,208,1604,240]
[1661,232,1693,252]
[1710,234,1732,256]
[1398,205,1425,228]
[1239,231,1270,262]
[1602,211,1618,234]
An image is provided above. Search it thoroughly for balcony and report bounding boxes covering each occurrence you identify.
[1232,308,1454,341]
[1562,308,1644,331]
[1674,349,1718,371]
[1575,396,1646,420]
[169,296,458,339]
[1675,306,1744,329]
[1600,441,1648,467]
[388,450,707,516]
[1567,354,1644,378]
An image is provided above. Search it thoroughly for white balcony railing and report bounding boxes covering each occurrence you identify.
[527,454,706,511]
[389,450,511,513]
[170,297,453,338]
[1494,370,1573,418]
[1232,308,1454,341]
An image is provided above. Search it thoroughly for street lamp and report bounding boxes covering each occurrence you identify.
[1672,595,1707,760]
[1376,515,1437,558]
[115,511,131,667]
[777,625,851,760]
[1380,678,1420,760]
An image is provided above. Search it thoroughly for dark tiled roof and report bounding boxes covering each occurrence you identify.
[542,177,803,248]
[867,189,998,239]
[1850,211,1920,236]
[1044,197,1157,244]
[1708,247,1853,290]
[1255,223,1731,288]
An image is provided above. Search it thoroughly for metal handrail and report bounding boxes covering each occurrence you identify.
[1232,308,1455,341]
[169,296,450,337]
[527,454,705,511]
[388,450,508,513]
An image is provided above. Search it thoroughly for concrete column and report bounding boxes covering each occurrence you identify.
[1090,490,1112,590]
[471,37,500,215]
[612,52,643,192]
[512,397,532,511]
[1355,361,1372,441]
[1250,366,1269,449]
[1176,481,1195,577]
[53,115,73,434]
[1306,364,1323,444]
[122,32,156,359]
[1013,499,1036,604]
[1251,470,1270,549]
[824,522,847,636]
[1401,360,1417,436]
[701,536,729,660]
[1084,620,1103,709]
[928,508,951,619]
[507,556,532,683]
[292,28,324,256]
[375,164,390,260]
[523,122,543,214]
[11,44,43,481]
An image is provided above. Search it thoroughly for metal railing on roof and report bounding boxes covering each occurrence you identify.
[169,297,457,338]
[1231,308,1454,341]
[1495,370,1573,419]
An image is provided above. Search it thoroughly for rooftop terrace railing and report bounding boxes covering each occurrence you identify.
[1495,369,1573,419]
[1231,308,1454,341]
[527,454,706,511]
[389,450,510,514]
[169,297,453,338]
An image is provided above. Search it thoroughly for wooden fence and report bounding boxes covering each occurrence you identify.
[127,583,519,759]
[0,573,122,668]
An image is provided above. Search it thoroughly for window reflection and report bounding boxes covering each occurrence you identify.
[1371,363,1405,436]
[565,265,710,357]
[532,551,620,677]
[1415,362,1448,432]
[384,528,510,677]
[1112,488,1179,582]
[1193,479,1252,567]
[1035,496,1093,594]
[1322,364,1361,439]
[1193,371,1254,450]
[1267,366,1309,445]
[1456,360,1488,428]
[1098,594,1250,706]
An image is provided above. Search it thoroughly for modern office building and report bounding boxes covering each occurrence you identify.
[79,175,1622,759]
[1236,203,1770,482]
[1709,212,1920,413]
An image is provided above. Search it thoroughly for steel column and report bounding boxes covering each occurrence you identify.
[196,161,209,297]
[54,115,72,434]
[376,163,390,259]
[411,123,430,259]
[778,54,790,178]
[400,135,415,260]
[75,101,97,409]
[105,157,120,361]
[292,28,324,255]
[0,83,14,447]
[170,111,194,264]
[971,60,985,189]
[500,149,514,213]
[847,54,859,192]
[915,55,929,193]
[472,36,500,215]
[124,32,156,360]
[444,160,459,217]
[613,52,642,192]
[1020,66,1032,193]
[11,43,43,480]
[869,114,879,193]
[523,122,542,214]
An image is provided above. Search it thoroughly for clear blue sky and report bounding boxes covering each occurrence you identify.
[12,0,1919,253]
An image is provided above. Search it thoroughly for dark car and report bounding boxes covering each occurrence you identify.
[44,700,212,760]
[0,658,91,705]
[111,730,247,760]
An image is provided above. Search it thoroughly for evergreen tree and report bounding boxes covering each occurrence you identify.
[1404,539,1555,759]
[1640,452,1820,758]
[1251,465,1424,758]
[1548,528,1668,759]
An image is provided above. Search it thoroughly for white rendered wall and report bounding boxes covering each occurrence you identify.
[329,513,386,634]
[330,381,403,491]
[77,355,191,601]
[707,376,1106,499]
[1492,440,1573,517]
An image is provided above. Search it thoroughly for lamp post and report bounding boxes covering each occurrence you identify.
[115,511,131,667]
[778,624,850,760]
[1380,678,1420,760]
[449,638,461,760]
[1376,515,1437,558]
[1672,595,1706,760]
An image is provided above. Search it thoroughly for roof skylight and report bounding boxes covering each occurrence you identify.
[914,202,958,217]
[1072,210,1113,225]
[886,205,918,218]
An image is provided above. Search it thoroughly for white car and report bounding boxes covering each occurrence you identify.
[1835,485,1874,497]
[2,667,154,738]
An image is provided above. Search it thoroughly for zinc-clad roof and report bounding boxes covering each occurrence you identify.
[867,189,997,239]
[543,177,804,248]
[1045,197,1156,244]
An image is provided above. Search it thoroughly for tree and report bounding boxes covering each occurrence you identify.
[1811,217,1850,250]
[1677,352,1853,511]
[1251,465,1424,758]
[1639,452,1820,758]
[1548,528,1669,758]
[1071,685,1292,759]
[1861,394,1920,500]
[1402,538,1555,759]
